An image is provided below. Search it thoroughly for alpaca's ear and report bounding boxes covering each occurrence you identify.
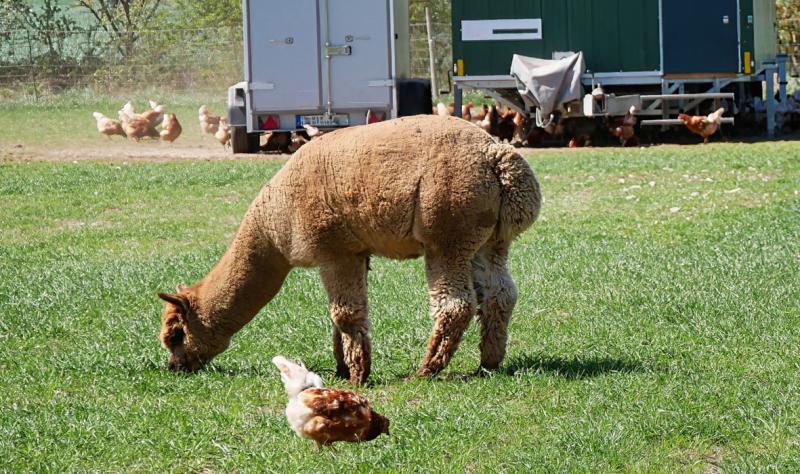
[157,292,190,315]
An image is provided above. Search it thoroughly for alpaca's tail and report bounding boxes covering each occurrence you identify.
[488,143,541,242]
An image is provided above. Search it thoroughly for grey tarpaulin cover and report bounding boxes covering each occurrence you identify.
[510,52,585,124]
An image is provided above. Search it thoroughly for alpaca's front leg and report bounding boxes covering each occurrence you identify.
[418,254,477,377]
[320,257,371,384]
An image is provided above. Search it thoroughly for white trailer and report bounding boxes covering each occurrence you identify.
[228,0,428,153]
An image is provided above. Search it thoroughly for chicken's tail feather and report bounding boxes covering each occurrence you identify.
[272,356,323,398]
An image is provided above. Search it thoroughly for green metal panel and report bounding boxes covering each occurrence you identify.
[452,0,661,76]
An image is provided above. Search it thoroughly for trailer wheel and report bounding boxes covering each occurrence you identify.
[231,127,260,154]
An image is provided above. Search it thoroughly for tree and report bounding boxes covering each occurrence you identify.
[75,0,163,58]
[0,0,78,61]
[777,0,800,75]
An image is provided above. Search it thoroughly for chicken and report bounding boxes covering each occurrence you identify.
[472,104,489,123]
[609,105,639,147]
[272,356,390,448]
[678,108,725,143]
[92,112,126,138]
[119,101,135,120]
[118,101,162,137]
[496,107,518,142]
[303,124,324,138]
[288,131,309,153]
[215,117,231,150]
[118,108,159,141]
[436,102,450,117]
[480,105,499,136]
[159,113,182,143]
[199,105,221,136]
[140,104,165,130]
[461,101,473,122]
[511,112,529,147]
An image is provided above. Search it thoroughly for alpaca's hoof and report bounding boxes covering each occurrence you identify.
[416,365,441,378]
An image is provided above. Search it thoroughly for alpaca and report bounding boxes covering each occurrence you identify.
[157,115,541,383]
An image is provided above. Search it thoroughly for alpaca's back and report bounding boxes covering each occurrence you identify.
[258,115,538,265]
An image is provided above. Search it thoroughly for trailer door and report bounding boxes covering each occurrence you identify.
[662,0,740,74]
[325,0,392,110]
[246,0,322,111]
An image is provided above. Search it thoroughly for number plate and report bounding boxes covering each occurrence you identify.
[296,114,350,128]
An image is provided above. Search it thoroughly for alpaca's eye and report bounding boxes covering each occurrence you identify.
[168,327,185,347]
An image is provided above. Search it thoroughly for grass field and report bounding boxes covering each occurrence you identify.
[1,141,799,472]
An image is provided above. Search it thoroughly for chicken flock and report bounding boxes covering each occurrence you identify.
[92,101,231,148]
[432,100,729,147]
[93,96,733,153]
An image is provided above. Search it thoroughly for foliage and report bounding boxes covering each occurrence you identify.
[75,0,164,58]
[0,0,79,61]
[409,0,449,24]
[167,0,242,29]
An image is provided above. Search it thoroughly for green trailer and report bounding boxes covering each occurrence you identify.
[451,0,785,135]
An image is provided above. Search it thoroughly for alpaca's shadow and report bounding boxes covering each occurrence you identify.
[501,354,645,380]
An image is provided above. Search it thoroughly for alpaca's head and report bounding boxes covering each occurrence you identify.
[157,285,227,372]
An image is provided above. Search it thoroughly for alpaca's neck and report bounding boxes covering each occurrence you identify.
[193,207,291,339]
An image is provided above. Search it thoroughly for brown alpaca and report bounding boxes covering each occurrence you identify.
[157,115,541,383]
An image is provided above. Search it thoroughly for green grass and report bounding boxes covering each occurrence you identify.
[1,142,799,472]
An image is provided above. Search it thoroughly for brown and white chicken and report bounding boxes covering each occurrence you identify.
[160,113,182,143]
[92,112,126,139]
[199,105,221,136]
[272,356,390,449]
[118,106,159,141]
[215,117,231,150]
[678,107,725,144]
[140,103,165,130]
[609,105,639,147]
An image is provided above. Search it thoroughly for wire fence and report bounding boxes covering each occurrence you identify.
[0,25,243,99]
[779,18,800,78]
[0,21,452,101]
[409,22,452,96]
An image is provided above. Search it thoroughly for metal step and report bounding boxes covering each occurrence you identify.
[641,118,735,127]
[641,93,735,101]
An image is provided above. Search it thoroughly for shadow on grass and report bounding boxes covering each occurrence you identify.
[501,354,645,380]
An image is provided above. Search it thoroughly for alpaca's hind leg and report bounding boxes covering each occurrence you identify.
[320,256,371,384]
[472,242,517,371]
[418,253,477,377]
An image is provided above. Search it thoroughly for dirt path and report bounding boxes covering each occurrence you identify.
[1,140,291,163]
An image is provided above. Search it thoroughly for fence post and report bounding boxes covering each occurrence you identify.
[425,7,438,100]
[25,29,38,102]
